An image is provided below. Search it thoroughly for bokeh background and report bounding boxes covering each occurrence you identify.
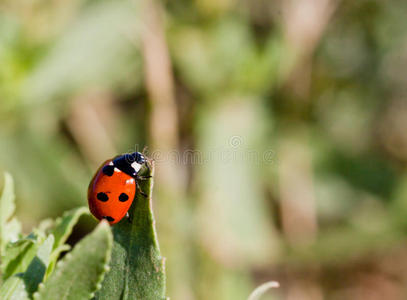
[2,0,407,299]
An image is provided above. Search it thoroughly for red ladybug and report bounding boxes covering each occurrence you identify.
[88,152,147,225]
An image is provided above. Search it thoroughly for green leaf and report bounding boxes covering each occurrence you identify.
[51,207,89,251]
[34,221,112,300]
[0,274,28,300]
[96,161,166,300]
[1,235,39,281]
[197,100,275,265]
[0,173,15,228]
[46,244,70,279]
[23,235,54,296]
[0,172,18,253]
[0,235,54,300]
[46,207,89,277]
[3,218,22,248]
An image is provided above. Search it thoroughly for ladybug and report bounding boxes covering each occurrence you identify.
[88,152,148,225]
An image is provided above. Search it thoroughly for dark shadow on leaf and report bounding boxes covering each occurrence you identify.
[22,256,46,297]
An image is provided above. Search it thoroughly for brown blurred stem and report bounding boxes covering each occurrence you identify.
[277,1,341,298]
[140,0,192,299]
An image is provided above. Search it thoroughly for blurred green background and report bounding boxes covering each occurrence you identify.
[2,0,407,299]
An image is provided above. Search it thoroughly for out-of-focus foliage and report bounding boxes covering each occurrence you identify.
[2,0,407,298]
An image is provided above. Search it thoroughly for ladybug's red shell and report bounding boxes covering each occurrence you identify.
[88,160,136,225]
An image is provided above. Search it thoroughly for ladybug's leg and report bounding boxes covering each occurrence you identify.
[136,180,148,198]
[137,159,153,180]
[137,175,152,180]
[134,161,151,197]
[135,169,152,181]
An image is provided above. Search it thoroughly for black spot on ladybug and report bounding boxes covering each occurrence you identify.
[119,193,129,202]
[102,165,114,176]
[103,216,115,222]
[97,192,109,202]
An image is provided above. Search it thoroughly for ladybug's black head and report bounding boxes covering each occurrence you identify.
[112,152,145,177]
[128,152,146,165]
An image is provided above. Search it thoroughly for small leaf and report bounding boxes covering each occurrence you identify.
[96,161,166,300]
[0,274,28,300]
[1,236,39,281]
[3,218,22,245]
[0,172,15,227]
[51,207,89,250]
[46,207,89,276]
[35,221,112,300]
[37,219,55,233]
[44,244,71,280]
[23,235,54,296]
[0,172,17,253]
[0,235,54,300]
